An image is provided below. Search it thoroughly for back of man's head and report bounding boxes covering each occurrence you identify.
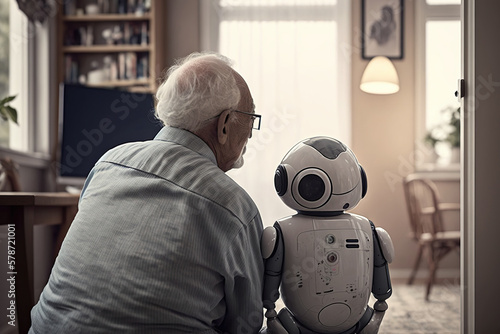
[155,52,241,132]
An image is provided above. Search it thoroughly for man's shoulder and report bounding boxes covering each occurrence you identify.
[98,138,259,225]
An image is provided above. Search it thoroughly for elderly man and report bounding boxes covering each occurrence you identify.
[30,52,264,334]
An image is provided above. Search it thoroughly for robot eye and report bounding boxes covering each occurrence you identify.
[298,174,325,202]
[291,168,331,209]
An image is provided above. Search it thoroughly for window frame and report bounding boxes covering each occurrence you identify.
[1,0,54,160]
[200,0,352,146]
[415,1,461,172]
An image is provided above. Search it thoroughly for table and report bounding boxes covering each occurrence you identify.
[0,192,80,334]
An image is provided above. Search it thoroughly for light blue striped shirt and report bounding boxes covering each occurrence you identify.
[30,126,265,334]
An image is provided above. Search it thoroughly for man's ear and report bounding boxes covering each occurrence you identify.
[217,109,232,145]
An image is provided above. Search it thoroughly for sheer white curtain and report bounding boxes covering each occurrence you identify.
[201,0,351,227]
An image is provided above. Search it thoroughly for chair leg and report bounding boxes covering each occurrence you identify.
[408,245,423,285]
[426,247,438,301]
[426,266,435,301]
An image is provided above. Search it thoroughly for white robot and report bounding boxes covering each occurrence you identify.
[261,136,394,334]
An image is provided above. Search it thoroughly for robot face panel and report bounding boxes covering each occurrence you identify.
[275,137,367,213]
[291,168,331,209]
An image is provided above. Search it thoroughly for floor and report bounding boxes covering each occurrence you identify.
[269,282,461,334]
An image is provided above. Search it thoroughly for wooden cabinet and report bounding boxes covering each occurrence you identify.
[57,0,165,93]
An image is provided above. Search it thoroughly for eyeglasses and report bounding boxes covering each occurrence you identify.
[233,109,262,130]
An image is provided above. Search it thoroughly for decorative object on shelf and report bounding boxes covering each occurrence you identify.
[360,56,399,94]
[85,3,99,15]
[361,0,404,60]
[111,25,124,44]
[102,28,114,45]
[87,60,104,84]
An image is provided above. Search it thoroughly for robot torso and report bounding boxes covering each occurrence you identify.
[276,212,374,333]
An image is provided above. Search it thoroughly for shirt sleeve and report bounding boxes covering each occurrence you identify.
[220,215,265,334]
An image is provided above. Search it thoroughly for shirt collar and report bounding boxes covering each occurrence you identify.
[154,126,218,166]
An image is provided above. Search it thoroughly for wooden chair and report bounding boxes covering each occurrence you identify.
[402,174,460,300]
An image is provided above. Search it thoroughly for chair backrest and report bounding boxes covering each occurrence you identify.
[402,174,444,240]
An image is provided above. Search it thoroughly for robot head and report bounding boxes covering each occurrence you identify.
[274,137,367,215]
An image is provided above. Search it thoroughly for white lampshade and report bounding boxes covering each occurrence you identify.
[360,56,400,94]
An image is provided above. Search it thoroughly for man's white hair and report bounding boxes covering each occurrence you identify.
[155,52,241,132]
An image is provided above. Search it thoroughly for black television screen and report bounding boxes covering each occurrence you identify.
[58,84,163,184]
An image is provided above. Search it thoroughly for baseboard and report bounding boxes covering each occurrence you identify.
[390,268,460,284]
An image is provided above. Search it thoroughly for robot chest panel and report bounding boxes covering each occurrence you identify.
[280,218,373,297]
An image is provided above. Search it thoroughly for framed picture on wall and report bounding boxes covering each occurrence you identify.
[362,0,404,59]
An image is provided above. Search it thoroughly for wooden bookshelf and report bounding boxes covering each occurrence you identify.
[63,13,152,22]
[57,0,165,94]
[62,45,151,53]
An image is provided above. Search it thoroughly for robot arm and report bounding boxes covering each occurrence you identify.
[261,224,285,310]
[358,223,395,334]
[370,222,394,301]
[261,224,293,334]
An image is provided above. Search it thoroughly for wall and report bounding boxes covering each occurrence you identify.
[350,0,459,280]
[163,0,200,73]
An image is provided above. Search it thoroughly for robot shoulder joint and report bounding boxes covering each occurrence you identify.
[375,227,395,263]
[261,226,278,259]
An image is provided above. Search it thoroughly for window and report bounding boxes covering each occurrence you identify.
[201,0,351,226]
[0,0,30,151]
[0,0,53,156]
[416,0,461,169]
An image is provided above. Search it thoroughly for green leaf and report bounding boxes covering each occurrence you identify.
[0,109,7,121]
[4,106,18,124]
[0,95,17,106]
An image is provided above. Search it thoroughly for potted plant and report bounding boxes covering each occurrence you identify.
[442,106,460,163]
[0,95,18,125]
[422,129,441,163]
[422,106,460,165]
[0,95,20,191]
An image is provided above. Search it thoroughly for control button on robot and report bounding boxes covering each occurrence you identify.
[326,251,338,264]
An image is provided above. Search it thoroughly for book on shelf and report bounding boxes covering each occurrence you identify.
[65,55,79,84]
[125,52,137,80]
[137,54,149,79]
